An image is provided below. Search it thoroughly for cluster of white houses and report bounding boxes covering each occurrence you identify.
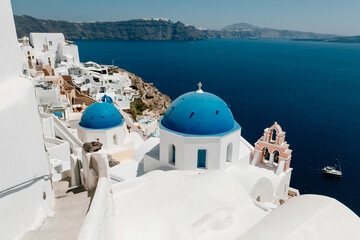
[19,32,135,110]
[1,1,360,239]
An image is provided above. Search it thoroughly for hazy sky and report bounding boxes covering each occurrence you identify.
[11,0,360,36]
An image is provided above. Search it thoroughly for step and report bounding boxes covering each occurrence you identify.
[37,214,85,231]
[53,181,69,198]
[22,186,90,240]
[56,192,90,211]
[23,228,80,240]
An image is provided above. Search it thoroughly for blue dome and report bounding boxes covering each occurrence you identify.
[79,102,124,129]
[161,91,237,135]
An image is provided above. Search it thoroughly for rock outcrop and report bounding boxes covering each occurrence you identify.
[119,69,171,121]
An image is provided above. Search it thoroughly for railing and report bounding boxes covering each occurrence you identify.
[40,112,83,149]
[0,174,51,196]
[77,177,116,240]
[78,154,116,239]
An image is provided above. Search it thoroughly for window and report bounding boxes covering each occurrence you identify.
[113,134,118,145]
[197,149,207,168]
[264,148,270,160]
[169,144,175,165]
[274,150,280,163]
[226,143,233,162]
[49,41,52,46]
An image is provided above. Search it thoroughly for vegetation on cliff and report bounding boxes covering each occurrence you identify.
[119,69,171,121]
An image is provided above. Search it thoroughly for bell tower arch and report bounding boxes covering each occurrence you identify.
[251,122,292,175]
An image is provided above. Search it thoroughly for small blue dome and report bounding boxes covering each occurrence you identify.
[101,94,113,104]
[161,91,236,135]
[79,102,124,129]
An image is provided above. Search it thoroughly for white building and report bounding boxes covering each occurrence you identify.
[70,61,133,109]
[77,102,129,150]
[77,102,143,164]
[143,85,293,205]
[20,32,80,71]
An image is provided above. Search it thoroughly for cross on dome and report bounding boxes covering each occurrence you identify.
[196,82,204,93]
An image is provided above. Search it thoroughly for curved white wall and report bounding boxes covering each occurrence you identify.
[225,166,273,203]
[0,1,54,238]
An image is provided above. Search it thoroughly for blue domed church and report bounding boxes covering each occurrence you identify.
[144,84,245,172]
[77,102,127,150]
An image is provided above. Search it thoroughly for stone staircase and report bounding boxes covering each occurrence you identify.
[23,182,91,240]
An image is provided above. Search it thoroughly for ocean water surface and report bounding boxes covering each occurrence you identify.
[76,39,360,216]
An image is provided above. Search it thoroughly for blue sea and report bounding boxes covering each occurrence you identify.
[76,39,360,216]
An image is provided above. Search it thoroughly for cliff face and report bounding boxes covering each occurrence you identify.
[14,15,206,41]
[14,16,340,41]
[119,69,171,120]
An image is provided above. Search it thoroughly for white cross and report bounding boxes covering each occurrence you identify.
[196,82,203,93]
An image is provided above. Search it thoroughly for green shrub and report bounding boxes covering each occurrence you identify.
[130,101,149,120]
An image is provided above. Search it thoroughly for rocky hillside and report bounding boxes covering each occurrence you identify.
[222,23,340,39]
[14,15,340,41]
[14,15,206,41]
[118,69,171,121]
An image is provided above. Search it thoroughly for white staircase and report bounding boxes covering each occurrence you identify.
[52,117,83,150]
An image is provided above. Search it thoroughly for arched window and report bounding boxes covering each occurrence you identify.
[169,144,175,165]
[226,143,233,162]
[113,134,118,145]
[274,150,280,163]
[264,147,270,160]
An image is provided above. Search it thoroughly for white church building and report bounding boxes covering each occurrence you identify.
[143,84,294,205]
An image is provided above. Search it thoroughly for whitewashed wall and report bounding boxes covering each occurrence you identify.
[77,124,127,150]
[155,128,241,171]
[0,2,55,239]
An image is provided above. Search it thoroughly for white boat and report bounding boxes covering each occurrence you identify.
[322,153,342,178]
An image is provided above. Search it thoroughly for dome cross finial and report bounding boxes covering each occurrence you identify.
[196,82,204,93]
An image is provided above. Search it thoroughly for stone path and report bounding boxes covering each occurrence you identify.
[23,182,91,240]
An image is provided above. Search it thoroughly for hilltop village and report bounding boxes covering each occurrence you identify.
[1,1,360,239]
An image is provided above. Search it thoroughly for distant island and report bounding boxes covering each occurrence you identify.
[293,35,360,43]
[14,15,340,41]
[219,23,340,40]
